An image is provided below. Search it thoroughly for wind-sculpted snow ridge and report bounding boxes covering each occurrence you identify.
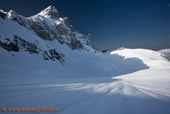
[111,48,170,69]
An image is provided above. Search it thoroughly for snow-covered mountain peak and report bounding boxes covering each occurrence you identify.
[0,7,98,64]
[38,6,59,19]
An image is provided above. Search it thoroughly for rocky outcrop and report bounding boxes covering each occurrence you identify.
[69,38,83,49]
[62,17,70,28]
[0,35,64,63]
[43,49,64,63]
[0,41,19,52]
[101,48,109,53]
[0,10,7,19]
[39,6,59,19]
[7,10,30,28]
[56,22,69,35]
[30,21,52,40]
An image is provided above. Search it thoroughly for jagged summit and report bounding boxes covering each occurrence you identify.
[39,6,59,19]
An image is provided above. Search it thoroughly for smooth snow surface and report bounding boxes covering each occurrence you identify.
[0,48,170,114]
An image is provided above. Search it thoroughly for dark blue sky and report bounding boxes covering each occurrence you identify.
[0,0,169,50]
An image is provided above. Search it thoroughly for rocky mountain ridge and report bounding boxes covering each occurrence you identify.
[0,6,98,63]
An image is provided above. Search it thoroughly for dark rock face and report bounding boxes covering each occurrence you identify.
[101,48,109,53]
[0,10,7,19]
[43,49,64,63]
[56,23,69,35]
[13,35,39,54]
[29,16,84,50]
[62,17,70,28]
[30,21,52,40]
[0,35,19,52]
[0,35,64,63]
[29,19,69,41]
[0,41,19,52]
[69,38,83,50]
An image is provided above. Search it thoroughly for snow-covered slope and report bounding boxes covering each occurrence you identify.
[0,6,170,114]
[0,48,170,114]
